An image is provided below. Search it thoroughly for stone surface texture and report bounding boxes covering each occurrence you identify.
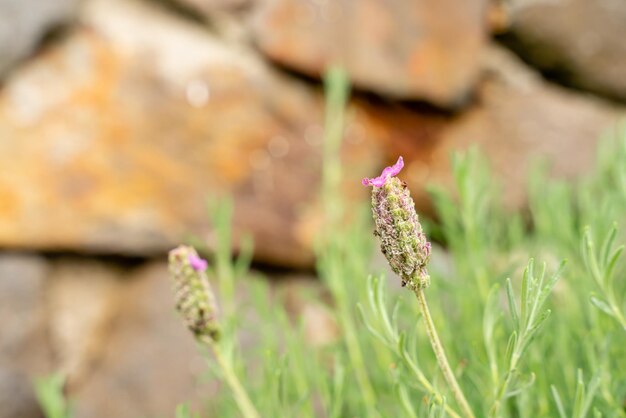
[371,45,624,211]
[0,253,52,372]
[502,0,626,101]
[47,259,124,384]
[0,368,44,418]
[0,0,623,267]
[0,0,379,268]
[0,0,81,77]
[0,0,624,417]
[0,254,50,418]
[251,0,490,106]
[70,261,210,418]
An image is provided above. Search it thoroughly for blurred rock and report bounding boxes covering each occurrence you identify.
[0,0,379,268]
[174,0,252,14]
[0,0,623,272]
[47,259,124,385]
[279,275,339,347]
[367,45,625,211]
[0,253,52,373]
[0,368,43,418]
[251,0,490,107]
[0,254,51,417]
[0,0,81,77]
[72,261,210,418]
[501,0,626,102]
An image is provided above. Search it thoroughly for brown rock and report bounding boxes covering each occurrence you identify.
[251,0,490,107]
[0,0,379,268]
[501,0,626,102]
[0,0,82,78]
[278,275,339,347]
[362,45,625,211]
[67,262,344,418]
[174,0,252,14]
[71,261,211,418]
[0,253,51,418]
[0,368,44,418]
[0,253,52,373]
[1,0,621,273]
[47,259,124,385]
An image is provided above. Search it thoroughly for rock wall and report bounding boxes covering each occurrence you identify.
[0,0,624,416]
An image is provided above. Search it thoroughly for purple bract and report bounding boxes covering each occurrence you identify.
[189,254,208,272]
[361,156,404,187]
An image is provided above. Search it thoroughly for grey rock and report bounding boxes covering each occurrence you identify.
[0,253,51,371]
[72,261,211,418]
[251,0,491,107]
[502,0,626,101]
[0,0,81,77]
[0,368,43,418]
[0,254,51,418]
[46,259,124,384]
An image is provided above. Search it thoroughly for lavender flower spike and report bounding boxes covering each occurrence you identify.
[363,156,431,289]
[169,245,220,341]
[362,156,404,187]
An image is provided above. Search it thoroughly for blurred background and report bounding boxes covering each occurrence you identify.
[0,0,624,416]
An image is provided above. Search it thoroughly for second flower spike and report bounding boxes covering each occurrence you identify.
[169,245,221,341]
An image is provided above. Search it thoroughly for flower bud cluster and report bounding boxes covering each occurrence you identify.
[363,157,431,289]
[169,245,220,341]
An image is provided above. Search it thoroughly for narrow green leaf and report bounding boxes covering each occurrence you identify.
[505,331,517,368]
[580,373,601,418]
[233,233,254,279]
[395,382,418,418]
[521,264,530,327]
[600,223,618,267]
[551,386,568,418]
[356,303,390,348]
[504,372,535,399]
[506,278,520,331]
[573,369,585,418]
[604,245,624,286]
[589,295,614,317]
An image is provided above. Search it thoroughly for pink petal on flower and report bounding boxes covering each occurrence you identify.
[361,156,404,187]
[189,254,208,272]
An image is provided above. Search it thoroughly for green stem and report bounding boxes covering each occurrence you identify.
[401,353,462,418]
[415,289,476,418]
[607,293,626,331]
[202,337,261,418]
[341,311,379,417]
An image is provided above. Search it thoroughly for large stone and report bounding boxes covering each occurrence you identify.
[0,0,622,272]
[0,0,379,268]
[46,259,124,385]
[0,253,52,372]
[71,261,211,418]
[0,0,81,77]
[0,368,43,418]
[0,253,50,418]
[66,260,346,418]
[174,0,252,14]
[500,0,626,102]
[251,0,490,107]
[363,45,625,211]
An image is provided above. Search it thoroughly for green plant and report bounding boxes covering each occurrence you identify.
[34,374,73,418]
[164,76,625,417]
[35,74,625,418]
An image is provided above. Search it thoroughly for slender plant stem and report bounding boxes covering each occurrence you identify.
[340,309,379,417]
[414,289,476,418]
[201,337,261,418]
